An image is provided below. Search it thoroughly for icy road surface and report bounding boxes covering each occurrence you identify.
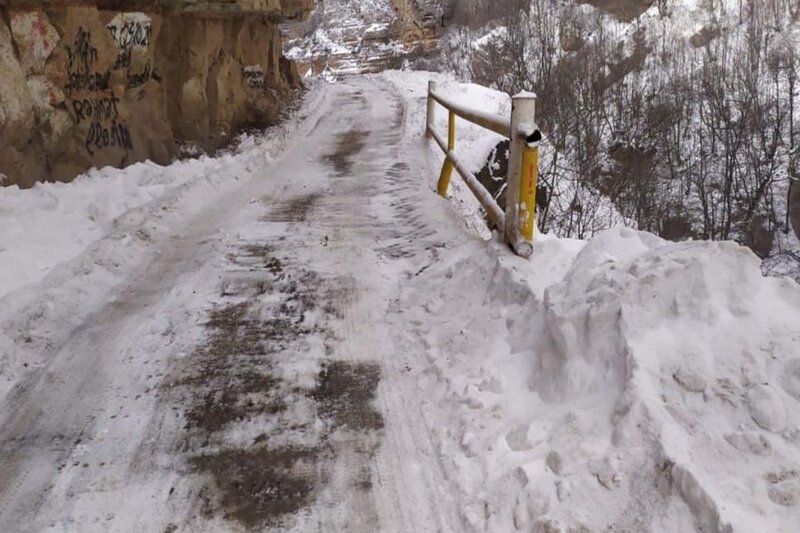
[0,78,466,532]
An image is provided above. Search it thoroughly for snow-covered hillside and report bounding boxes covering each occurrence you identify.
[435,0,800,282]
[281,0,439,76]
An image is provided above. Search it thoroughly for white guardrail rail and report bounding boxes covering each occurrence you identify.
[425,80,541,258]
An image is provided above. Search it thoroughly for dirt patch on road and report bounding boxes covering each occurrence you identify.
[313,361,384,431]
[261,193,322,223]
[175,301,286,436]
[166,239,326,528]
[191,445,318,528]
[165,219,385,529]
[324,130,369,176]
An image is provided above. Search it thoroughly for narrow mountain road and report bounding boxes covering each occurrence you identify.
[0,78,470,532]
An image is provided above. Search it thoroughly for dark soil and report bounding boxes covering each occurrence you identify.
[312,360,384,432]
[261,193,321,223]
[324,130,369,176]
[191,445,318,528]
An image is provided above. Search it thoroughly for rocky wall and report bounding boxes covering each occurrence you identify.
[0,0,311,188]
[441,0,528,28]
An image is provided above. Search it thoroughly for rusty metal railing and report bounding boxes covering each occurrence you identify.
[426,80,540,258]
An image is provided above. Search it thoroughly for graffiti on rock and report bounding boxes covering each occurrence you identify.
[62,26,134,155]
[65,70,111,92]
[66,27,97,78]
[61,15,156,156]
[85,120,133,155]
[71,96,120,124]
[71,95,133,154]
[127,62,153,89]
[107,13,153,88]
[64,27,110,92]
[107,15,152,51]
[244,65,267,90]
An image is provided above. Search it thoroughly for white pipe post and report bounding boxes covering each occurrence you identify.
[426,80,437,139]
[505,92,537,257]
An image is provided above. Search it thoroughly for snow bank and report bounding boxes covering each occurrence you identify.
[532,230,800,531]
[405,228,800,532]
[0,161,198,299]
[0,152,253,402]
[0,135,284,300]
[0,83,327,402]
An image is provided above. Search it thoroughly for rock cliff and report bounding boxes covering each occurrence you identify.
[282,0,440,77]
[0,0,312,188]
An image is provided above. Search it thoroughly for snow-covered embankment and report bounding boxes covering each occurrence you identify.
[383,70,800,532]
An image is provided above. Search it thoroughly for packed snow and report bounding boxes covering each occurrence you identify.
[400,230,800,532]
[0,158,230,300]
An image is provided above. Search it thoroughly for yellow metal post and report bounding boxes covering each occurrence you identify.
[437,111,456,197]
[519,145,539,240]
[506,92,537,257]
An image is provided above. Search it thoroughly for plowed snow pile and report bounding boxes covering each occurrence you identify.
[538,231,800,531]
[402,230,800,532]
[384,71,800,531]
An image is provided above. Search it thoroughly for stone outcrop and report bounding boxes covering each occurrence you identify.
[0,0,312,188]
[281,0,439,78]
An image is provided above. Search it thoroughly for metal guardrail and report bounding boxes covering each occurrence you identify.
[428,90,511,137]
[426,80,540,258]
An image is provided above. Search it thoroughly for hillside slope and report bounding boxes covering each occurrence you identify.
[434,0,800,280]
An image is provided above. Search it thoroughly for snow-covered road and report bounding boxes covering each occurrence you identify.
[2,72,800,533]
[0,77,468,532]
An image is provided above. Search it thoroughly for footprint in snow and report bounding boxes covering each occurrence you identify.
[724,431,771,456]
[766,470,800,507]
[780,358,800,402]
[747,384,787,433]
